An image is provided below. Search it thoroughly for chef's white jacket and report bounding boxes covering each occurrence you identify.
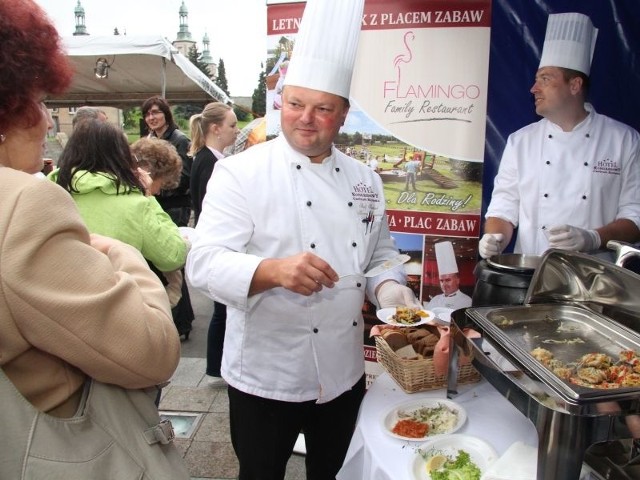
[186,135,404,403]
[427,290,472,310]
[486,105,640,255]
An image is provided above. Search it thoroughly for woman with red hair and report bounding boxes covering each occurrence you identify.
[0,1,187,477]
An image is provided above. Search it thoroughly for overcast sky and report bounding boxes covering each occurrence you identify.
[35,0,268,97]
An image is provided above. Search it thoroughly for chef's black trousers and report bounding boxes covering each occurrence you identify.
[228,375,366,480]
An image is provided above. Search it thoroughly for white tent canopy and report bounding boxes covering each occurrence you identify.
[47,35,231,108]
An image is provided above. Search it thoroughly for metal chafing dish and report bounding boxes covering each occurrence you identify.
[447,247,640,480]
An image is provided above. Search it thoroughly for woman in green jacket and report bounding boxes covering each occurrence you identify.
[51,120,187,274]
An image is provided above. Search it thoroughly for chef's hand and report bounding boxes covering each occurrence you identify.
[376,281,421,309]
[478,233,504,259]
[547,224,601,252]
[253,252,338,297]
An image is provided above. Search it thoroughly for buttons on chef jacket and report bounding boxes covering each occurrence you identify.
[306,201,312,206]
[335,167,340,172]
[351,242,357,247]
[310,243,316,249]
[586,134,590,138]
[348,201,353,207]
[546,160,551,165]
[584,162,589,166]
[352,320,358,326]
[548,134,553,139]
[543,193,549,198]
[313,328,318,333]
[582,195,587,200]
[296,164,301,169]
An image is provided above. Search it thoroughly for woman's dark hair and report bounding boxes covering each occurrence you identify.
[56,120,146,195]
[0,0,74,133]
[141,96,177,129]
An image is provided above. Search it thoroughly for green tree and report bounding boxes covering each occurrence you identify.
[252,63,266,117]
[122,107,140,130]
[215,58,230,96]
[188,45,211,78]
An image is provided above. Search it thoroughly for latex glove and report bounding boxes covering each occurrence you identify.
[478,233,504,259]
[547,224,601,252]
[376,281,421,309]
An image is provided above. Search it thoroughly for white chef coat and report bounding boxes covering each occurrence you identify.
[426,290,472,310]
[486,105,640,255]
[186,134,404,403]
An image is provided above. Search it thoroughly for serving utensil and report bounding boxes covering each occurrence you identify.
[339,253,411,279]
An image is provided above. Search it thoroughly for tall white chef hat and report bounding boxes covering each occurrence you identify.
[283,0,365,99]
[435,241,458,276]
[538,12,598,75]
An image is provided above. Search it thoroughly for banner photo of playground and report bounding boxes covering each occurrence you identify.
[266,0,491,384]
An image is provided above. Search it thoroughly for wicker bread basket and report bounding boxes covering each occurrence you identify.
[375,335,480,393]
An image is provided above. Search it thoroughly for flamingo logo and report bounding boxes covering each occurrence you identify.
[393,31,415,91]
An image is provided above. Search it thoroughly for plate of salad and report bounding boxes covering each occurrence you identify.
[382,399,467,441]
[411,434,497,480]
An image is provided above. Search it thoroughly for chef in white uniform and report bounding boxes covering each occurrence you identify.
[186,0,419,478]
[427,241,472,310]
[480,12,640,258]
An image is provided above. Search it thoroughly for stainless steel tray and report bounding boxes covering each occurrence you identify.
[466,303,640,402]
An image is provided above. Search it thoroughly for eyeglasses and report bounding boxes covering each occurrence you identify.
[144,109,163,118]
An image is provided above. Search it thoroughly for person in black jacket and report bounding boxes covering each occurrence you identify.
[142,96,192,227]
[142,96,195,339]
[189,101,239,385]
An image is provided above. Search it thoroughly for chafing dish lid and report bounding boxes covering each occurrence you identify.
[486,253,541,273]
[525,249,640,330]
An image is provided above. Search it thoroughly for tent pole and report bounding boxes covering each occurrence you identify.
[162,58,167,98]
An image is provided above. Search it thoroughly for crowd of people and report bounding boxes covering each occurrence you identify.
[1,0,638,479]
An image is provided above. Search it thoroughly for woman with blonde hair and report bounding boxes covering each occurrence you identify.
[189,102,239,223]
[189,101,239,387]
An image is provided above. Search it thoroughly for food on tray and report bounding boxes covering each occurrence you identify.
[530,347,554,364]
[529,347,640,389]
[576,367,608,384]
[421,449,481,479]
[395,403,459,437]
[578,352,612,369]
[391,306,428,325]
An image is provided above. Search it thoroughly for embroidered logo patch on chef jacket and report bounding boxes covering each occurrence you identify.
[351,182,380,203]
[352,182,382,234]
[592,158,621,175]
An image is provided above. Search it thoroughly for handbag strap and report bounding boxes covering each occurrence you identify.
[143,418,176,445]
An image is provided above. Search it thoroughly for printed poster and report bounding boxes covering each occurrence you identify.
[266,0,491,387]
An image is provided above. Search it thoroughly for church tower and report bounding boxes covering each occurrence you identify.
[73,0,89,36]
[200,32,218,80]
[173,1,196,56]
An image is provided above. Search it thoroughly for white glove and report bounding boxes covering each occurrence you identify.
[376,282,421,309]
[478,233,504,259]
[547,224,600,252]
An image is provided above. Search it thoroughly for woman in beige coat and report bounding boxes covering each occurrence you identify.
[0,0,181,420]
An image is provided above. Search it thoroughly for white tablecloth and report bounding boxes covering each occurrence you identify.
[337,372,539,480]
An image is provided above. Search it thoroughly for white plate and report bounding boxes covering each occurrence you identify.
[411,434,498,480]
[376,307,434,327]
[382,399,467,441]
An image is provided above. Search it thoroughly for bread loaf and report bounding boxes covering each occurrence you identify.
[381,330,409,351]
